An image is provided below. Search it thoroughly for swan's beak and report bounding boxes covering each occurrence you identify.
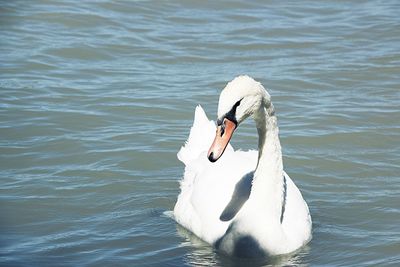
[207,118,236,162]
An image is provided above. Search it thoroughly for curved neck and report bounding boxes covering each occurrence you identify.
[250,105,284,222]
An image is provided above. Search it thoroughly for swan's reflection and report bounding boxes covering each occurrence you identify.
[176,223,310,267]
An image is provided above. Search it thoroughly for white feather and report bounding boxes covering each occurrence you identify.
[173,76,312,257]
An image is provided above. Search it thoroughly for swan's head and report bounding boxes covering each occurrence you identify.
[208,75,271,162]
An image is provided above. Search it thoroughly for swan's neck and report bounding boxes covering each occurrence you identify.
[250,106,284,223]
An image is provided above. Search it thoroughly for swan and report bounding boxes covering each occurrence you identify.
[173,75,312,257]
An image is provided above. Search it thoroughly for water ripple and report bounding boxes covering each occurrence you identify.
[1,0,400,266]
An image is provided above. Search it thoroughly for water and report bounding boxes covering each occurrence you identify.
[1,1,399,266]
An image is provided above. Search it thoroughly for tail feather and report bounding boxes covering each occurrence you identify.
[177,105,216,165]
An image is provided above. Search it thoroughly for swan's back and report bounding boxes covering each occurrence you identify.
[174,106,254,243]
[177,105,225,166]
[173,105,311,256]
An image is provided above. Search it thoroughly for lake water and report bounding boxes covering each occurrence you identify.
[1,1,399,266]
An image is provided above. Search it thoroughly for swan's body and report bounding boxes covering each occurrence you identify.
[174,76,311,257]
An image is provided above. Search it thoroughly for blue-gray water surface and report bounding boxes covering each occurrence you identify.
[1,1,399,266]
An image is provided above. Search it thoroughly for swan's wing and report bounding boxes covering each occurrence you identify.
[174,105,234,237]
[281,171,312,245]
[177,105,233,166]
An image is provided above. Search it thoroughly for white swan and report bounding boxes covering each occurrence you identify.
[174,75,312,257]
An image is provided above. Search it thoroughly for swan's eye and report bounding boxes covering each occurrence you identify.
[234,99,242,108]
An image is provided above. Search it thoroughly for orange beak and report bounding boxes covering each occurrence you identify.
[207,118,237,162]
